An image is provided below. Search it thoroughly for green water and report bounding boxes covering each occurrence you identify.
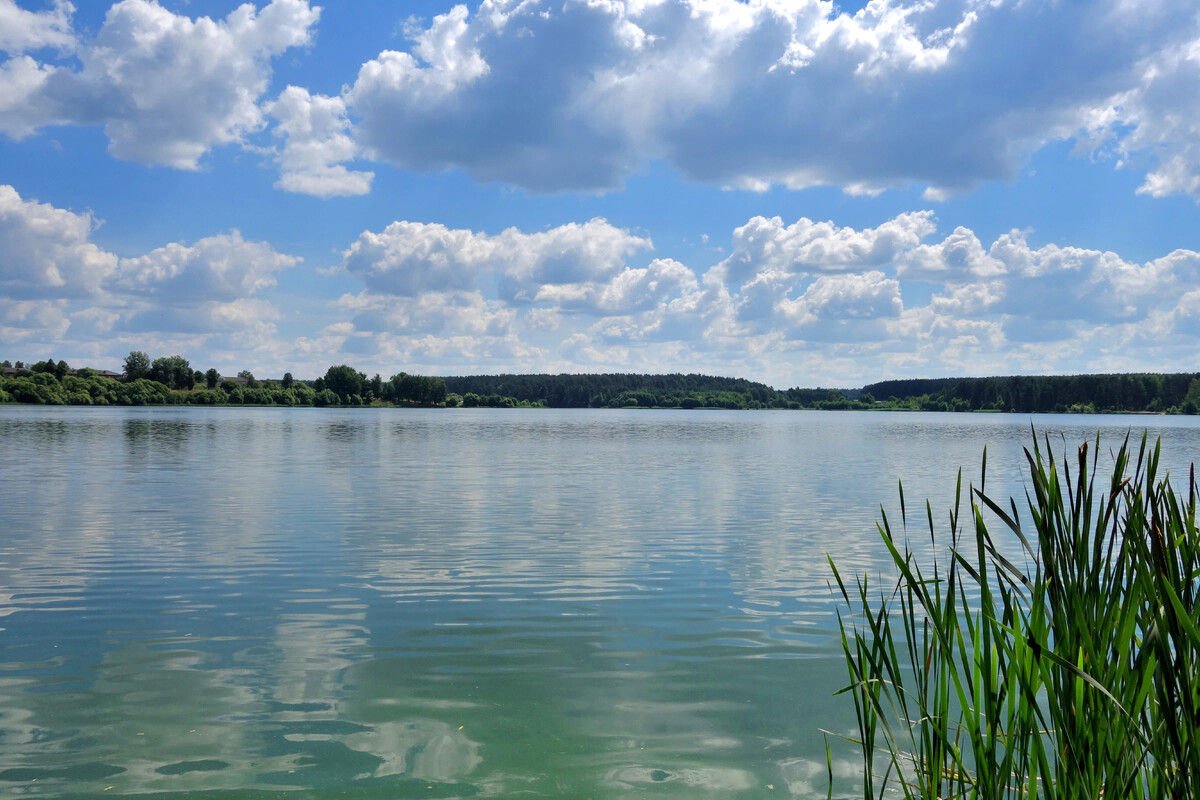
[3,407,1199,798]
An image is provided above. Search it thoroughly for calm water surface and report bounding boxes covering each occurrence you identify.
[3,407,1200,798]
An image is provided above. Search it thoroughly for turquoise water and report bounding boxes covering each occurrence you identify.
[2,407,1199,798]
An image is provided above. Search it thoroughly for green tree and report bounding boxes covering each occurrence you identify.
[281,372,294,389]
[150,355,194,389]
[323,364,364,398]
[205,368,220,389]
[237,370,259,388]
[119,378,172,405]
[123,351,151,381]
[1182,379,1200,414]
[30,358,69,378]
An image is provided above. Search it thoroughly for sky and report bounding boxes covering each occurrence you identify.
[1,0,1199,388]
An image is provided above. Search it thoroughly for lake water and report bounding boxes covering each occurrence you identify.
[3,407,1200,798]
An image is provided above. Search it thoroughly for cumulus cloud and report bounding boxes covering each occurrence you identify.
[340,221,497,297]
[721,211,936,283]
[0,298,71,343]
[0,55,60,137]
[915,229,1200,324]
[539,258,700,314]
[0,0,319,167]
[11,184,1200,384]
[113,230,299,303]
[332,0,1200,197]
[0,0,74,54]
[1084,35,1200,198]
[266,86,374,198]
[787,271,903,322]
[4,1,1200,200]
[0,184,299,349]
[336,290,516,338]
[897,226,1004,280]
[0,184,118,298]
[339,218,652,298]
[119,297,282,336]
[346,1,631,192]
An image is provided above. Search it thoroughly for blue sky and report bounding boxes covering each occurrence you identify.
[2,0,1199,387]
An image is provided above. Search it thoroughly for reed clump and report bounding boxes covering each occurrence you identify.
[830,432,1200,799]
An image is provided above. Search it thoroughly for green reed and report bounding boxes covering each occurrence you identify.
[829,432,1200,799]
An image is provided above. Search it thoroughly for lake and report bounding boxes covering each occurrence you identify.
[3,407,1200,798]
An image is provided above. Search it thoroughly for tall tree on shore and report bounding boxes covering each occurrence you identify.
[123,351,150,381]
[150,355,195,390]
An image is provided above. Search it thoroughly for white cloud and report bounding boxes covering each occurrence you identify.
[0,0,74,54]
[345,1,632,192]
[358,330,547,374]
[9,183,1200,385]
[0,55,59,138]
[0,185,300,353]
[340,217,652,298]
[266,86,374,198]
[562,257,699,313]
[929,281,1003,315]
[119,297,282,336]
[0,0,319,168]
[114,230,299,303]
[335,0,1200,196]
[1085,35,1200,198]
[3,0,1199,201]
[337,290,517,338]
[721,211,936,283]
[0,184,118,298]
[982,232,1197,323]
[897,226,1004,280]
[339,221,494,296]
[68,306,120,337]
[797,271,903,320]
[334,218,723,353]
[0,298,70,343]
[774,271,903,342]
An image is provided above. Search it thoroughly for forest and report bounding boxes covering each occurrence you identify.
[448,371,1200,413]
[0,354,448,408]
[5,352,1200,413]
[859,372,1200,413]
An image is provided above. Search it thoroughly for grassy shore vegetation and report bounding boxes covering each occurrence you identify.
[830,433,1200,798]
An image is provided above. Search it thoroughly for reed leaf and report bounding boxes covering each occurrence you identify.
[831,433,1200,799]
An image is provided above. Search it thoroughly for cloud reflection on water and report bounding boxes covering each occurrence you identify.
[3,408,1200,797]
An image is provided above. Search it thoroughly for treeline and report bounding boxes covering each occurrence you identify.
[861,373,1200,414]
[8,355,1200,414]
[442,373,815,409]
[0,354,450,408]
[444,371,1200,413]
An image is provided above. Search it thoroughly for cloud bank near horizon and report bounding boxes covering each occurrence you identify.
[4,183,1198,387]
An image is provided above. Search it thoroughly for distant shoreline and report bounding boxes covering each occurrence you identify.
[3,366,1199,416]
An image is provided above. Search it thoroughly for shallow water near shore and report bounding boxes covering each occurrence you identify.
[3,406,1200,798]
